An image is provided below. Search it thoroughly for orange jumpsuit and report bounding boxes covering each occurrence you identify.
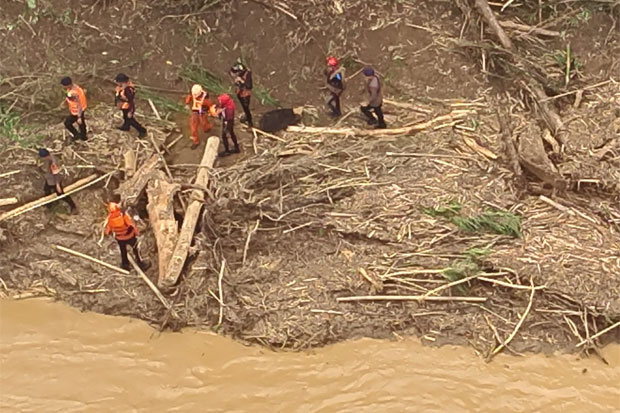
[185,92,213,145]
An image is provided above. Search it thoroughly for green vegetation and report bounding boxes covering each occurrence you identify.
[441,247,492,294]
[0,104,43,148]
[180,64,231,96]
[423,201,522,237]
[253,84,280,107]
[139,88,185,115]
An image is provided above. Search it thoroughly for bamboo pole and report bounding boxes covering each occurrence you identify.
[55,244,130,275]
[160,136,220,288]
[128,255,179,319]
[0,173,110,222]
[0,198,18,207]
[337,295,487,303]
[0,170,20,179]
[576,321,620,348]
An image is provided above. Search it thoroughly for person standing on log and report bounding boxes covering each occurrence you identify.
[114,73,147,138]
[60,77,88,142]
[325,56,344,117]
[230,62,253,128]
[216,93,240,157]
[185,84,214,150]
[38,148,77,214]
[105,202,146,271]
[360,67,386,129]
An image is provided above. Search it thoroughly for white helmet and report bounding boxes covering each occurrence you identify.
[191,84,204,97]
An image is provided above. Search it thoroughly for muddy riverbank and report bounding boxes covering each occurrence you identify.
[1,298,619,412]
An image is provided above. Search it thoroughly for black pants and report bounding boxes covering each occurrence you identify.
[221,119,240,152]
[117,236,143,269]
[360,104,386,128]
[120,110,147,135]
[44,182,77,210]
[64,113,87,140]
[237,95,253,126]
[327,93,342,116]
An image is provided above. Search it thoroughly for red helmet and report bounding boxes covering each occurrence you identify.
[327,56,338,67]
[218,93,231,105]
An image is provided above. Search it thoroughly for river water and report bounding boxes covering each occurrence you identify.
[0,299,618,412]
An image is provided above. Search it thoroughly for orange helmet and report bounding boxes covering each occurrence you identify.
[327,56,338,67]
[108,202,121,214]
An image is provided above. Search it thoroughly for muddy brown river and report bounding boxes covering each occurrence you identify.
[1,299,618,412]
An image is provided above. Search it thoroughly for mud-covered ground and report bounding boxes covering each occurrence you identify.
[1,0,619,356]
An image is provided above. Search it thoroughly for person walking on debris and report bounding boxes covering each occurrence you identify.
[216,93,240,157]
[114,73,147,138]
[60,77,88,141]
[38,148,77,214]
[185,84,214,150]
[360,66,386,129]
[230,62,253,128]
[105,202,146,271]
[325,56,344,117]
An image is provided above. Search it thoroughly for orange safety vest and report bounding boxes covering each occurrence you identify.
[191,92,208,112]
[105,212,137,241]
[117,82,135,110]
[66,85,87,115]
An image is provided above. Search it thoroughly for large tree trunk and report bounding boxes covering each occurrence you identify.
[117,154,159,206]
[147,171,180,282]
[159,136,220,288]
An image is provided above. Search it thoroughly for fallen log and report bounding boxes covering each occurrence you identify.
[383,98,432,114]
[124,148,137,178]
[498,20,561,37]
[160,136,219,288]
[518,124,566,191]
[495,108,523,181]
[117,154,159,206]
[55,244,130,275]
[0,198,18,207]
[0,173,107,222]
[287,111,469,136]
[475,0,514,50]
[147,172,180,282]
[529,85,567,146]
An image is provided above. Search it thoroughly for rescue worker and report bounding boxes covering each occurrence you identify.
[360,66,387,129]
[114,73,147,138]
[216,93,240,156]
[60,77,87,141]
[38,148,77,214]
[105,202,145,271]
[325,56,344,117]
[185,84,214,150]
[230,62,253,128]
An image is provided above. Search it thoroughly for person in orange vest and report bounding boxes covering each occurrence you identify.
[38,148,77,214]
[215,93,240,157]
[230,62,253,128]
[185,84,214,150]
[60,77,87,141]
[105,202,145,270]
[114,73,147,138]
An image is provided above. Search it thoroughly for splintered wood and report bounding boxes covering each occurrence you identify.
[160,136,220,288]
[117,154,159,206]
[147,172,180,282]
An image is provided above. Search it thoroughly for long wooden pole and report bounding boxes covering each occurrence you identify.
[160,136,220,288]
[0,173,110,222]
[337,295,487,303]
[55,244,130,275]
[128,255,179,319]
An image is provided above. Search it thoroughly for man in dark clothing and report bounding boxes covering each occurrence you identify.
[230,62,253,128]
[325,56,344,117]
[38,148,77,214]
[114,73,147,138]
[217,93,241,157]
[60,77,88,141]
[360,66,387,129]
